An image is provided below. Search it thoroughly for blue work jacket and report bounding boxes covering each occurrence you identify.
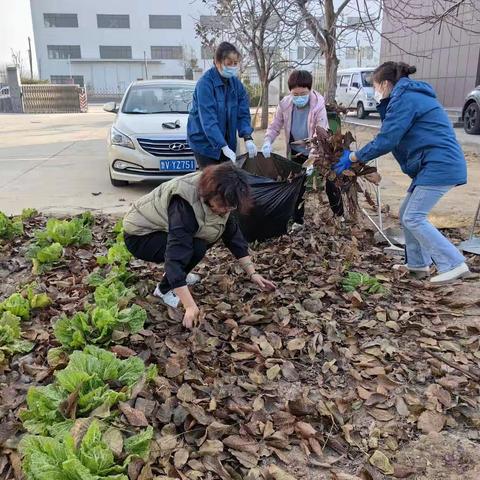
[356,77,467,190]
[187,67,253,159]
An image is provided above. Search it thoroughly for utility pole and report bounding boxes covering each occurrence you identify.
[28,37,33,79]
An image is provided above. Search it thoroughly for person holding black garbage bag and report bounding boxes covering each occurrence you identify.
[123,163,276,329]
[187,42,257,168]
[262,70,344,227]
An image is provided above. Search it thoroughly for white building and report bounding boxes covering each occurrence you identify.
[30,0,215,95]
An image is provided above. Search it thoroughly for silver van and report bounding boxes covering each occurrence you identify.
[336,68,377,119]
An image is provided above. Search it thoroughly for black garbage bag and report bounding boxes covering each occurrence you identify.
[237,153,306,242]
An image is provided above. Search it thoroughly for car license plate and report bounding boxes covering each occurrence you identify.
[160,159,196,172]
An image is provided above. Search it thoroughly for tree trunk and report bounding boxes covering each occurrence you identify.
[323,0,338,105]
[325,49,339,104]
[261,81,270,130]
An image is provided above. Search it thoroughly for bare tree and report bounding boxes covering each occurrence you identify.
[292,0,381,103]
[197,0,317,129]
[382,0,480,36]
[11,49,25,77]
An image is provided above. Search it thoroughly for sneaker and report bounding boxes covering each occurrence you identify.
[153,285,180,308]
[290,222,304,233]
[186,273,201,286]
[393,264,431,279]
[430,262,470,284]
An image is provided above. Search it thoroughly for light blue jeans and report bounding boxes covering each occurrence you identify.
[399,185,465,273]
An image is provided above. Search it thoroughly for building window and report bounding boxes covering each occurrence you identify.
[151,46,184,60]
[97,14,130,28]
[200,15,218,27]
[44,13,78,28]
[99,45,132,59]
[47,45,81,59]
[201,45,214,60]
[199,15,228,29]
[297,46,317,59]
[345,47,357,60]
[361,46,374,60]
[347,16,360,26]
[149,15,181,29]
[51,75,84,86]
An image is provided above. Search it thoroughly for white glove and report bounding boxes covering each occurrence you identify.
[245,139,258,159]
[306,165,314,176]
[222,146,236,163]
[262,140,272,158]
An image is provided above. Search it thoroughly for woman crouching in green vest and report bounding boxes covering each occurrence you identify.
[123,163,276,328]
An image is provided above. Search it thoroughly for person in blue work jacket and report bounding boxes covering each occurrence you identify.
[187,42,257,168]
[334,61,469,284]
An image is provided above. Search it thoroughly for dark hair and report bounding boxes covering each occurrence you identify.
[214,42,240,63]
[373,61,417,85]
[288,70,313,90]
[198,162,252,214]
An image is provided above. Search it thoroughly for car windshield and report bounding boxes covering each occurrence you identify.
[362,72,373,87]
[122,84,194,114]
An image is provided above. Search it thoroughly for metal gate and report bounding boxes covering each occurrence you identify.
[22,84,87,113]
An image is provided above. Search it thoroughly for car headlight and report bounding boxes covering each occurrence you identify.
[366,92,374,99]
[111,127,135,149]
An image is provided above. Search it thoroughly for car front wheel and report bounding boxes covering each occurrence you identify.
[464,102,480,134]
[357,102,369,119]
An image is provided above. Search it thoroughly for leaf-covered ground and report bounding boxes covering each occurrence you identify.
[0,195,479,480]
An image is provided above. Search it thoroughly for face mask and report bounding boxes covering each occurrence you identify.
[292,95,309,108]
[220,65,239,78]
[374,91,383,103]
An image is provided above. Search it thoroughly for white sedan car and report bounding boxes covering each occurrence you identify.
[105,80,197,187]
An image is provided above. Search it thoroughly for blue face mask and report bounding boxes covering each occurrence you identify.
[292,94,309,108]
[220,65,239,78]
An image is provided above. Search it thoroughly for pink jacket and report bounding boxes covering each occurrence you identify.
[265,90,328,152]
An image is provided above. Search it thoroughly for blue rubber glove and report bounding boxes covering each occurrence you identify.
[334,150,352,175]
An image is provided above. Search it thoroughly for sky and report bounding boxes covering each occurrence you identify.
[0,0,37,74]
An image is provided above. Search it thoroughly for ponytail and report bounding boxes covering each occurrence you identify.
[373,61,416,85]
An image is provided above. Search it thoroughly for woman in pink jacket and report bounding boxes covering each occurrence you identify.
[262,70,344,226]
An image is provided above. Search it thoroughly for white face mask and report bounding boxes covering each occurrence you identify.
[374,90,383,103]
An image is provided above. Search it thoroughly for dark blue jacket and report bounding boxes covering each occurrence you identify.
[187,67,253,159]
[356,77,467,190]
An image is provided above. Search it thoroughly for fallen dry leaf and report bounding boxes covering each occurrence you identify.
[417,410,446,434]
[369,450,394,475]
[118,402,149,427]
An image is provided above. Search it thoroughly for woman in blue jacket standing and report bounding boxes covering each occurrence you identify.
[335,61,469,284]
[188,42,257,168]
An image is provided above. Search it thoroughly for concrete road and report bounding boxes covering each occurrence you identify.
[0,105,153,216]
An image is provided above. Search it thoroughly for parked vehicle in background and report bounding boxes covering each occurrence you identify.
[336,67,377,119]
[462,86,480,135]
[0,86,10,98]
[105,80,197,187]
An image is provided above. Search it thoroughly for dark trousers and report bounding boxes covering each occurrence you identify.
[124,232,208,293]
[194,151,230,169]
[292,153,344,220]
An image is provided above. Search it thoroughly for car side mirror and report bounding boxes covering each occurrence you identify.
[352,82,360,89]
[103,102,119,113]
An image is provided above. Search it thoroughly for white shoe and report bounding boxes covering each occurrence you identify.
[290,222,304,233]
[430,262,470,284]
[153,285,180,308]
[186,273,201,286]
